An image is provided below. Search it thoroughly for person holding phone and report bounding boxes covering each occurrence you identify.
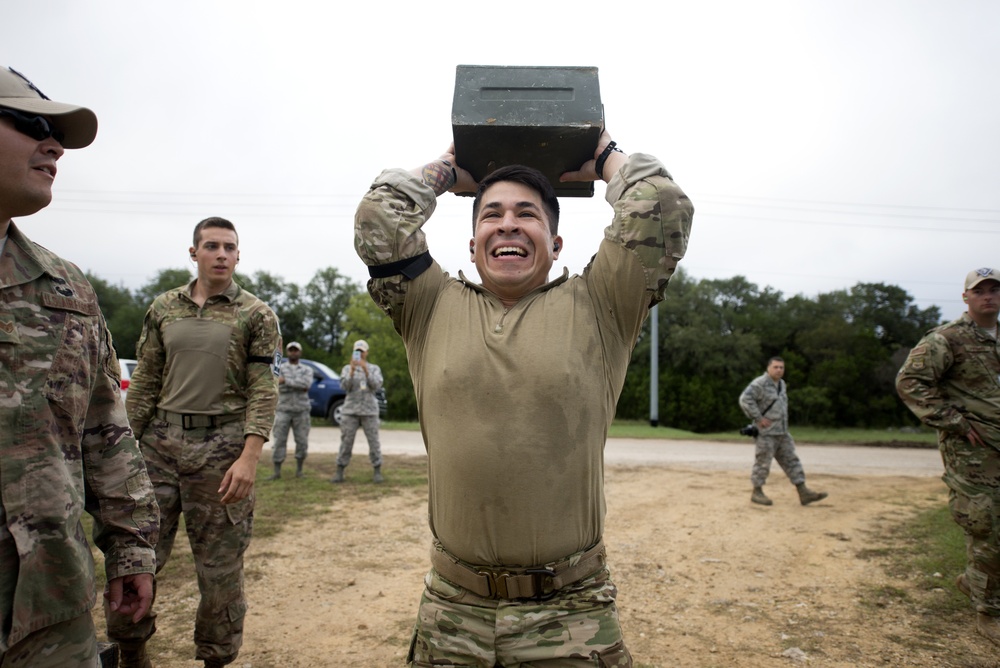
[332,340,384,483]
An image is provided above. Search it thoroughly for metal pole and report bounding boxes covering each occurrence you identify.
[649,303,659,427]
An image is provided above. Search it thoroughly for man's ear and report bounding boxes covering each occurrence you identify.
[469,239,476,261]
[552,235,564,258]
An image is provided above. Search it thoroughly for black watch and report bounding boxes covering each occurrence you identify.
[594,141,624,180]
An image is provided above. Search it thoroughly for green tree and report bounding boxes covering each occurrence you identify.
[340,293,415,421]
[87,272,145,359]
[237,270,306,345]
[303,267,361,356]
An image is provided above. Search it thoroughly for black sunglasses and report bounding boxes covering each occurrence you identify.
[0,107,65,144]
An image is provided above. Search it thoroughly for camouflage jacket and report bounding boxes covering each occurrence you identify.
[0,223,158,651]
[276,360,313,412]
[355,153,693,566]
[338,361,383,416]
[896,313,1000,447]
[127,279,281,441]
[738,373,789,436]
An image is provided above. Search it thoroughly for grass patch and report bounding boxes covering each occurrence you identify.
[857,501,976,649]
[253,453,426,538]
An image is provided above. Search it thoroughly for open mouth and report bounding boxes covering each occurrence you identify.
[492,246,527,258]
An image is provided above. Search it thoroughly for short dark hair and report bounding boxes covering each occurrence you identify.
[768,356,784,365]
[471,165,559,235]
[193,217,238,248]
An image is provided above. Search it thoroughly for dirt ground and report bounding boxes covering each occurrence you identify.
[96,454,1000,668]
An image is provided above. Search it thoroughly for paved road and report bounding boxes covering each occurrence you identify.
[302,427,943,477]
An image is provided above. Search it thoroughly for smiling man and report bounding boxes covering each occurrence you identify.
[0,67,158,667]
[355,131,693,666]
[897,267,1000,647]
[109,217,281,668]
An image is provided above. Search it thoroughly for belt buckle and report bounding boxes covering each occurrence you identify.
[478,569,511,599]
[525,568,557,601]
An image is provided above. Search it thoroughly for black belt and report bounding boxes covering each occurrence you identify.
[155,408,242,429]
[430,540,607,600]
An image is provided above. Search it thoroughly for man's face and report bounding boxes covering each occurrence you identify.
[766,360,785,381]
[470,180,562,303]
[0,114,64,226]
[287,347,301,361]
[190,228,239,285]
[964,280,1000,321]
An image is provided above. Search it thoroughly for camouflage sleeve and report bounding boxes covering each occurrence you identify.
[84,313,158,580]
[282,362,313,391]
[367,363,384,392]
[354,168,439,320]
[895,332,970,435]
[603,153,694,306]
[738,379,762,420]
[243,305,281,441]
[340,364,358,392]
[125,301,167,439]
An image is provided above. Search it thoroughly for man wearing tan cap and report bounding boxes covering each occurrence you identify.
[897,267,1000,646]
[0,67,158,666]
[267,341,314,479]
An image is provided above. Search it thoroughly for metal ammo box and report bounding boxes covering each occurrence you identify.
[452,65,604,198]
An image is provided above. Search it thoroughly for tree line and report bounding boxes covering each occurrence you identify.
[89,266,942,432]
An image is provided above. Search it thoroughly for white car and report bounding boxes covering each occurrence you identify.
[119,358,137,400]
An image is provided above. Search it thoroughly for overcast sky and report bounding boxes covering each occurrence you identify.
[4,1,997,322]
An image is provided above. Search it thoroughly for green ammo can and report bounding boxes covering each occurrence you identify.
[452,65,604,198]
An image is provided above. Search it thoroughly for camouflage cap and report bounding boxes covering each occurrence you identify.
[286,341,302,350]
[354,340,369,352]
[964,268,1000,290]
[0,67,97,149]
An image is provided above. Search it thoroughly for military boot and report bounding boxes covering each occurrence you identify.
[331,465,345,483]
[751,486,772,506]
[118,640,152,668]
[373,466,384,484]
[977,613,1000,646]
[796,483,828,506]
[957,573,972,599]
[295,458,304,478]
[266,462,281,481]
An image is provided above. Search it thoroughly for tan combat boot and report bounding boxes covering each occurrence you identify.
[957,573,972,599]
[976,613,1000,646]
[751,487,772,506]
[796,483,828,506]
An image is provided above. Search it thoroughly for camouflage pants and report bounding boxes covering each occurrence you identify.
[940,433,1000,615]
[0,613,97,667]
[271,408,310,463]
[751,433,805,488]
[407,567,632,667]
[106,418,253,664]
[338,414,382,468]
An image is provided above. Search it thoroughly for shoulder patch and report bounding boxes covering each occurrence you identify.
[272,348,282,377]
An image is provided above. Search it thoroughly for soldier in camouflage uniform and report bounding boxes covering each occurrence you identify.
[267,341,313,480]
[0,66,158,667]
[354,131,692,666]
[739,357,828,507]
[332,339,384,484]
[896,267,1000,646]
[106,217,281,668]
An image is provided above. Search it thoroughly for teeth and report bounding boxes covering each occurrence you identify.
[493,246,526,257]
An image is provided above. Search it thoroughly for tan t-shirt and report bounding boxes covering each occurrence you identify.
[357,153,693,567]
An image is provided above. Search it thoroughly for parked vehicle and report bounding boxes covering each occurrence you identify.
[292,358,387,426]
[119,358,137,400]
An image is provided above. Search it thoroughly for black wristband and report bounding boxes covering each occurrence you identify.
[594,141,624,181]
